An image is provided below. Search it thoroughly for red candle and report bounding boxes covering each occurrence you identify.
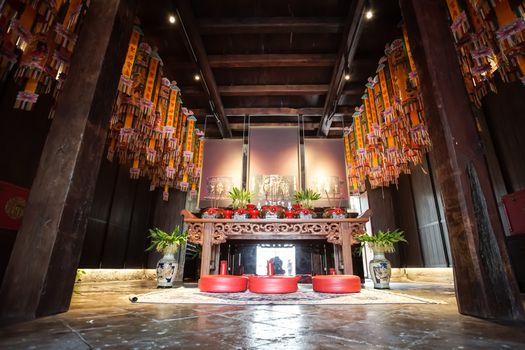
[285,210,295,219]
[220,260,228,275]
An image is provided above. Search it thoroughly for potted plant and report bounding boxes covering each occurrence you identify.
[202,207,224,219]
[323,207,347,219]
[260,204,285,219]
[228,186,253,219]
[354,229,406,289]
[146,226,188,288]
[293,189,321,218]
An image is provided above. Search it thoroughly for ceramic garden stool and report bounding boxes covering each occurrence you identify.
[312,275,361,293]
[198,275,248,293]
[248,276,300,294]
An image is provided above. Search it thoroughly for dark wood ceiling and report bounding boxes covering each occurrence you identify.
[137,0,402,138]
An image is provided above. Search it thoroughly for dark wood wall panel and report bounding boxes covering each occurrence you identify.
[148,190,188,270]
[79,160,156,269]
[124,178,154,267]
[0,230,16,284]
[100,166,139,267]
[418,224,447,267]
[368,162,451,268]
[0,82,53,188]
[79,158,119,267]
[366,185,401,267]
[482,81,525,193]
[481,81,525,291]
[392,174,424,267]
[410,159,451,267]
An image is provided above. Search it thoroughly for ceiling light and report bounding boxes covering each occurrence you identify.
[365,10,373,20]
[194,74,200,81]
[168,15,176,24]
[344,74,351,81]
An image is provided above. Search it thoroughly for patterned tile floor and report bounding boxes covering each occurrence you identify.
[0,280,524,349]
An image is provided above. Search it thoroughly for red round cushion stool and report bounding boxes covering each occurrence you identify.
[312,275,361,293]
[248,276,300,294]
[198,275,248,293]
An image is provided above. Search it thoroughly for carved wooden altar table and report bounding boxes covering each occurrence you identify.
[181,209,371,277]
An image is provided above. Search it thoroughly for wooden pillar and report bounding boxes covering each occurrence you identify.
[149,190,187,282]
[399,0,524,320]
[0,0,136,322]
[341,223,354,275]
[200,223,214,276]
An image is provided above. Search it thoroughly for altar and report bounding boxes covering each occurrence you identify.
[181,209,372,277]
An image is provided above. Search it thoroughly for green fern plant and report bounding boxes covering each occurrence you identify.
[293,188,321,209]
[228,186,252,209]
[146,226,188,253]
[354,229,407,253]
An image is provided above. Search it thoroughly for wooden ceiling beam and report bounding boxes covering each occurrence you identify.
[222,107,355,116]
[318,0,365,136]
[208,54,337,68]
[198,17,345,35]
[175,0,232,138]
[224,107,322,116]
[229,122,318,129]
[219,84,329,96]
[182,85,362,97]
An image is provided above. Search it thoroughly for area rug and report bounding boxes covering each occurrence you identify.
[129,285,444,305]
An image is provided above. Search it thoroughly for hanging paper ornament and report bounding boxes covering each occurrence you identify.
[104,25,205,201]
[445,0,525,106]
[343,27,432,192]
[0,0,89,111]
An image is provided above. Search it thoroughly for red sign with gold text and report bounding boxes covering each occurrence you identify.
[0,181,29,230]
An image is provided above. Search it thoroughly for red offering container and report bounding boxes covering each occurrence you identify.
[220,260,228,275]
[222,209,233,219]
[267,260,275,276]
[249,209,260,218]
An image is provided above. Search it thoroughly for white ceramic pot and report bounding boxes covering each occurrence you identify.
[369,250,391,289]
[156,245,179,288]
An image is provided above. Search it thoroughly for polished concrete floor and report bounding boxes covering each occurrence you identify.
[0,280,524,349]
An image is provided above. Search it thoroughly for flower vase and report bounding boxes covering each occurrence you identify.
[298,211,313,219]
[369,250,391,289]
[156,246,179,288]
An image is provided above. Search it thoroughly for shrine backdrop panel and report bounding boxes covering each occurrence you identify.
[199,139,243,207]
[304,139,349,207]
[248,127,300,203]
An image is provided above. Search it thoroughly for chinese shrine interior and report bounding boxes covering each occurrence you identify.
[1,0,525,349]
